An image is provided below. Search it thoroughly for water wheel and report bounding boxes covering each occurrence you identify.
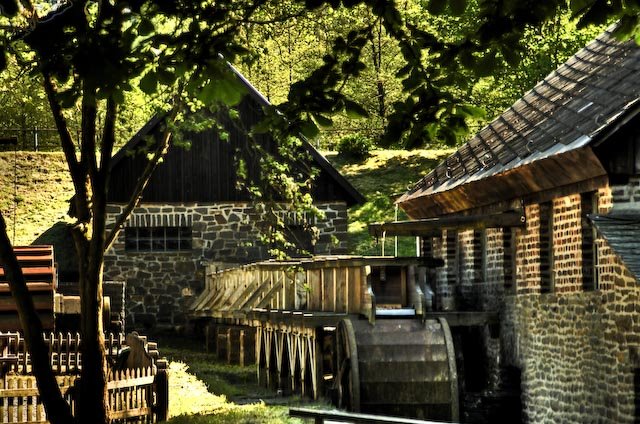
[334,317,459,422]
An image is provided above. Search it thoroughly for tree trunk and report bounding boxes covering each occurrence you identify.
[73,221,109,423]
[0,214,75,424]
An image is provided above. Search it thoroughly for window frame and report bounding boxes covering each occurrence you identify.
[124,226,193,253]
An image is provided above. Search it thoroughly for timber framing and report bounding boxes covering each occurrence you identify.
[368,211,525,238]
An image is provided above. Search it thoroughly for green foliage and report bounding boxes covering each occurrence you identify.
[336,133,372,159]
[325,149,453,255]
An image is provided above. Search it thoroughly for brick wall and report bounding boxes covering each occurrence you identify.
[426,181,640,423]
[103,201,348,331]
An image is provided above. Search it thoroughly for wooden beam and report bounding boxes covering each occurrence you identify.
[289,407,453,424]
[368,211,525,238]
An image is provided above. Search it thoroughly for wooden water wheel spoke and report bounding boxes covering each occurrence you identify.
[335,319,360,412]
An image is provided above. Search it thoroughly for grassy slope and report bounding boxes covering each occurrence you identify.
[326,149,453,256]
[0,152,73,246]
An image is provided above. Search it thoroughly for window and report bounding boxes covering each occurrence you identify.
[125,227,192,252]
[539,202,554,293]
[581,191,599,291]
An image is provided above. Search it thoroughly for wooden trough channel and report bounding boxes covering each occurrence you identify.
[190,256,498,422]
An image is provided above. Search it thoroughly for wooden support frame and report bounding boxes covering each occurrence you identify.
[368,211,526,238]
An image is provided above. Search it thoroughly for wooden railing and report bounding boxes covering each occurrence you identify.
[191,257,371,318]
[191,256,438,322]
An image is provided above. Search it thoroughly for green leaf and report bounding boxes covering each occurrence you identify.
[139,71,158,94]
[449,0,467,16]
[428,0,447,15]
[138,18,155,36]
[612,15,639,40]
[459,104,486,119]
[300,120,320,138]
[343,99,369,119]
[199,76,247,106]
[576,0,610,28]
[312,113,333,128]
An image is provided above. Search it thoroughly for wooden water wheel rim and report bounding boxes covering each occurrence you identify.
[335,318,360,412]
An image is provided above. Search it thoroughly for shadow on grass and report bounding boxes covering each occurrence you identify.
[158,336,324,423]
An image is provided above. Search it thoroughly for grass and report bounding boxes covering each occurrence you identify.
[325,149,453,256]
[161,336,325,423]
[0,152,73,246]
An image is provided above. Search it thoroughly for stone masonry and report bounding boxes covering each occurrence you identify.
[427,181,640,423]
[103,202,348,331]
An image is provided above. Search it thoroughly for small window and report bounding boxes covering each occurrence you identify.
[125,227,192,252]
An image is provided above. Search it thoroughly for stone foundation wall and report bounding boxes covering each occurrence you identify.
[427,183,640,423]
[103,202,348,331]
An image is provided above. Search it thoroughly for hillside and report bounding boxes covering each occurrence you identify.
[325,149,453,255]
[0,149,451,255]
[0,152,73,246]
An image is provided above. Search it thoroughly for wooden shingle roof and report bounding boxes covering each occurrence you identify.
[398,25,640,216]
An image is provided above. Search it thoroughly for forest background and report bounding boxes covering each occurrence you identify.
[0,1,605,153]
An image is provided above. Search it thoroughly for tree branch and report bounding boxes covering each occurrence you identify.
[99,96,117,177]
[104,106,179,251]
[81,88,99,184]
[42,74,93,217]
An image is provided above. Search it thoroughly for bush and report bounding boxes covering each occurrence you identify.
[336,134,372,159]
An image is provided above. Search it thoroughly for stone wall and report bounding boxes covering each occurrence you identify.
[103,202,348,331]
[427,182,640,423]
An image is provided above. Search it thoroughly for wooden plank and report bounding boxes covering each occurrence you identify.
[368,211,525,238]
[107,375,155,390]
[108,406,154,419]
[289,407,454,423]
[307,270,321,310]
[0,295,53,312]
[350,267,362,314]
[335,267,347,313]
[0,283,54,294]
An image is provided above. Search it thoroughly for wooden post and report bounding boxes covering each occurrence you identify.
[154,368,169,422]
[216,326,229,362]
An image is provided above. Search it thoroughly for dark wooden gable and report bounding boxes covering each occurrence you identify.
[107,74,364,206]
[593,114,640,184]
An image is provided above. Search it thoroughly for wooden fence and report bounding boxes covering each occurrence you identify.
[0,332,167,423]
